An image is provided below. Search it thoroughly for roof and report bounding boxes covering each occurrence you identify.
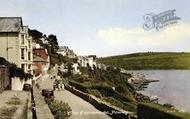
[33,55,47,62]
[0,17,23,33]
[33,48,49,61]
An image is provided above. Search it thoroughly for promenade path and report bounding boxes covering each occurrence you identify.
[37,73,111,119]
[55,90,111,119]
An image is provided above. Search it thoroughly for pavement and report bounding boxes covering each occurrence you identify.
[55,90,111,119]
[37,73,54,90]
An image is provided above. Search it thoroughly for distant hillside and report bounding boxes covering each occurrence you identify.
[100,52,190,70]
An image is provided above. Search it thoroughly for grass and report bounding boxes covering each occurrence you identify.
[0,106,17,118]
[6,97,21,105]
[103,97,137,112]
[139,103,190,119]
[101,52,190,70]
[20,99,29,119]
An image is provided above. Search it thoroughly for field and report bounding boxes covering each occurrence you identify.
[101,52,190,70]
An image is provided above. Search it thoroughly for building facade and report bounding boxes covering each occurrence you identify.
[57,46,77,58]
[0,17,33,90]
[78,55,97,70]
[0,17,33,74]
[33,48,50,75]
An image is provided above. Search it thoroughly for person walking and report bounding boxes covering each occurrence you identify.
[62,83,65,90]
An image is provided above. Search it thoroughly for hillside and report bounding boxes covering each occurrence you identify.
[101,52,190,70]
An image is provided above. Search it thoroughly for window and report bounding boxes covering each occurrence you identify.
[28,52,31,60]
[28,40,31,48]
[21,48,25,59]
[21,64,25,71]
[21,35,24,44]
[28,64,31,70]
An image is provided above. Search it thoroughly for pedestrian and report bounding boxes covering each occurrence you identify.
[62,83,65,90]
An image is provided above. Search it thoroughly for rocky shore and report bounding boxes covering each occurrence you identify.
[128,73,159,103]
[128,73,159,91]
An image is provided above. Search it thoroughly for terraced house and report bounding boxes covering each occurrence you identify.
[0,17,33,90]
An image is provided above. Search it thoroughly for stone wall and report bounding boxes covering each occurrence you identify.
[11,77,31,91]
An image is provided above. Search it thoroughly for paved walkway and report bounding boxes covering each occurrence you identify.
[55,90,111,119]
[37,73,54,90]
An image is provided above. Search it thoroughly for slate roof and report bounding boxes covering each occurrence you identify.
[0,17,23,32]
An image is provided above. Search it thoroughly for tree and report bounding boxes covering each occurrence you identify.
[29,29,43,41]
[47,34,59,53]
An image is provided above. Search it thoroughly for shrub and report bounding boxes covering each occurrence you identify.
[0,106,17,117]
[87,89,102,99]
[21,99,29,119]
[163,103,174,109]
[69,80,88,92]
[49,100,72,119]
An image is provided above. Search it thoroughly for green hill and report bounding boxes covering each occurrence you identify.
[101,52,190,70]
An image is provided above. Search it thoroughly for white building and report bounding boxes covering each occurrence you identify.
[78,56,88,67]
[57,46,77,58]
[87,55,97,69]
[32,42,41,49]
[78,55,97,70]
[72,63,81,74]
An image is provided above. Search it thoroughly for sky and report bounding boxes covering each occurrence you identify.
[0,0,190,57]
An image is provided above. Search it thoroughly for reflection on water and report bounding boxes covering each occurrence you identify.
[128,70,190,112]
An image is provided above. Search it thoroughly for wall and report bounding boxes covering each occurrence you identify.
[0,33,19,65]
[11,77,32,91]
[33,62,43,76]
[0,65,10,90]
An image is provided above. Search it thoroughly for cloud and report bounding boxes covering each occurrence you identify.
[97,22,190,49]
